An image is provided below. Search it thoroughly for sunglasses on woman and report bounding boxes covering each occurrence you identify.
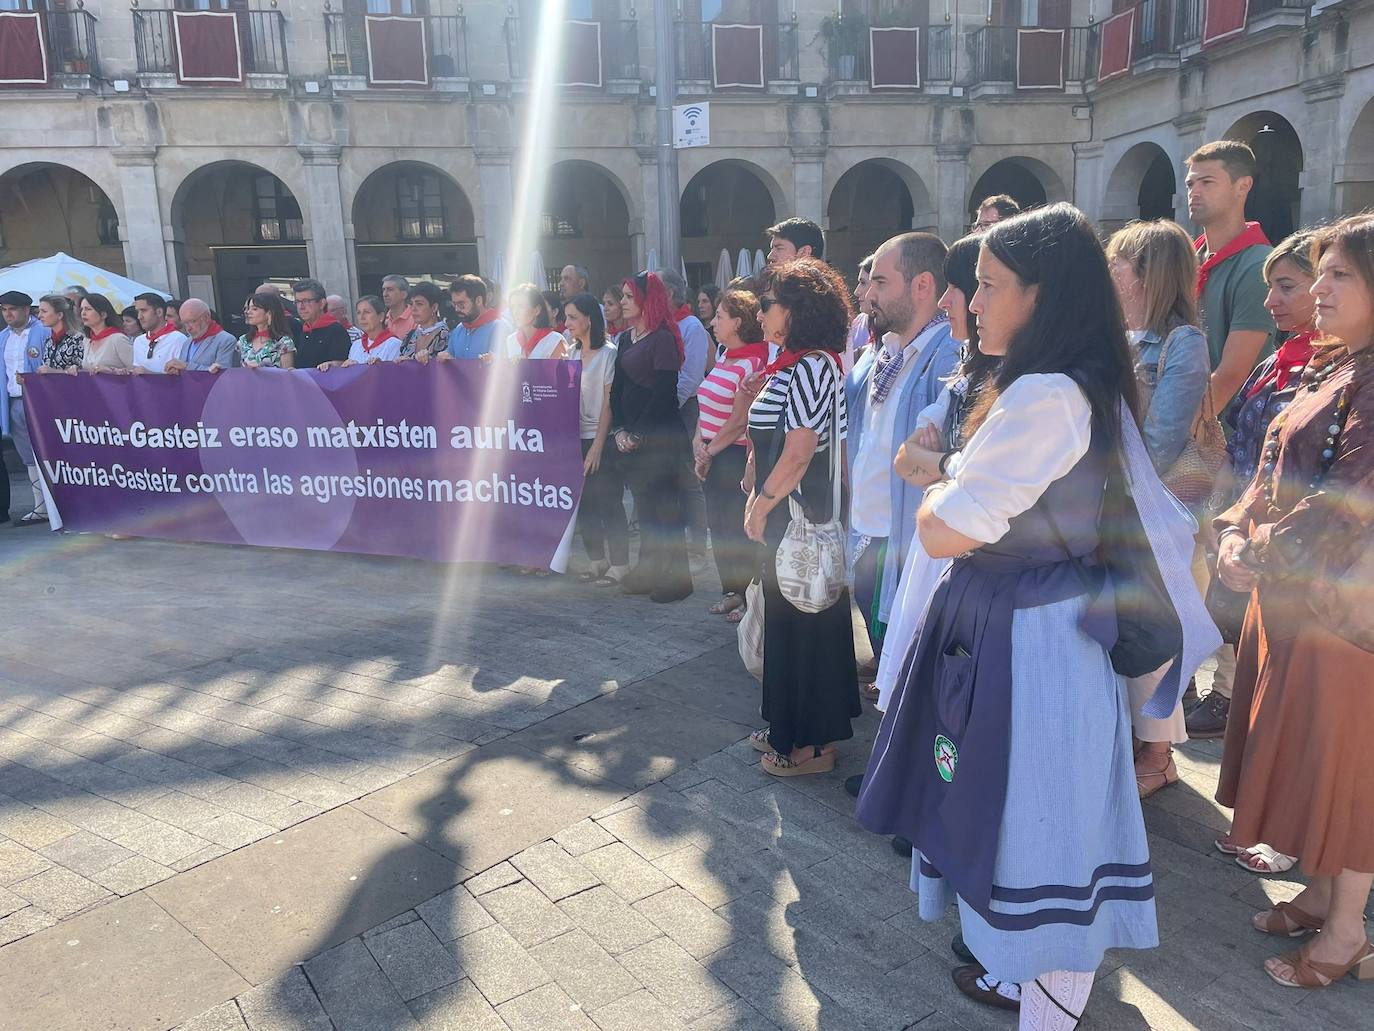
[759,297,779,313]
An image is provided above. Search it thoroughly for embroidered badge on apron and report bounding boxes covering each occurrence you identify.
[934,734,959,783]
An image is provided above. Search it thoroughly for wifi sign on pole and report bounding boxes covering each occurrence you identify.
[672,101,710,149]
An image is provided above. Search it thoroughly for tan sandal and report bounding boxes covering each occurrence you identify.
[1264,937,1374,987]
[1252,900,1325,938]
[749,729,772,753]
[1135,748,1179,799]
[761,747,836,778]
[1237,843,1298,875]
[708,593,745,615]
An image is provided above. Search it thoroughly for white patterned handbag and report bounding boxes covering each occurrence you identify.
[774,364,846,614]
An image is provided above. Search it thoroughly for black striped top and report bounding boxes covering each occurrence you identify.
[747,352,847,452]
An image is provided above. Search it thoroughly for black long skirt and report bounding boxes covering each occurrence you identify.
[759,541,860,755]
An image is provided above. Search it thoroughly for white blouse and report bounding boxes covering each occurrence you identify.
[928,373,1092,545]
[502,330,569,360]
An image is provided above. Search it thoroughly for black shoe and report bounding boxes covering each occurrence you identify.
[1186,692,1230,739]
[952,965,1021,1012]
[844,774,864,798]
[891,836,913,857]
[649,580,693,603]
[619,563,657,595]
[951,933,976,963]
[1181,676,1200,713]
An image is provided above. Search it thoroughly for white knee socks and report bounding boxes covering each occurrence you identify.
[1018,969,1094,1030]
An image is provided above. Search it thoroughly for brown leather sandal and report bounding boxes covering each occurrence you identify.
[1264,937,1374,987]
[1252,900,1325,938]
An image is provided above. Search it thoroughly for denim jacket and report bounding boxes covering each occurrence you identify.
[1132,324,1211,474]
[0,316,50,437]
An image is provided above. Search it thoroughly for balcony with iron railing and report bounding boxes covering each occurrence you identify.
[504,17,639,88]
[675,20,799,92]
[1133,0,1184,68]
[324,10,467,88]
[14,7,100,86]
[132,7,288,85]
[965,25,1097,93]
[822,17,954,90]
[1246,0,1311,30]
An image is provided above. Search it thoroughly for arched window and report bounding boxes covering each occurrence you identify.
[396,172,447,240]
[253,174,303,242]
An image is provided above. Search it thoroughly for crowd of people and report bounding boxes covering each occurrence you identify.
[3,137,1373,1026]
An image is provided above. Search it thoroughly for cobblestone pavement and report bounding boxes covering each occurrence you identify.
[0,523,1369,1030]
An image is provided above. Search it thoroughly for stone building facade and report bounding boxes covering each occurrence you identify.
[1,0,1370,317]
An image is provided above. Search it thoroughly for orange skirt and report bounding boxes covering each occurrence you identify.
[1217,583,1374,876]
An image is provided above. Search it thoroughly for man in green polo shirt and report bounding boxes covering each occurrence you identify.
[1184,139,1275,739]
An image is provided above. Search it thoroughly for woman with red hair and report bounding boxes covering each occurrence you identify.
[610,271,694,602]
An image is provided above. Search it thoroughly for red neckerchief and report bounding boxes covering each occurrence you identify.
[303,313,340,333]
[726,343,771,368]
[764,347,840,376]
[1246,329,1316,400]
[1195,222,1270,298]
[361,329,397,354]
[147,321,179,343]
[465,308,501,330]
[520,326,560,357]
[192,321,224,344]
[606,320,625,337]
[91,326,122,342]
[674,304,693,323]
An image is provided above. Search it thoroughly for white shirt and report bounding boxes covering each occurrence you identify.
[132,329,190,374]
[5,323,29,397]
[502,329,569,360]
[928,374,1091,544]
[573,343,618,440]
[347,334,403,364]
[849,328,931,537]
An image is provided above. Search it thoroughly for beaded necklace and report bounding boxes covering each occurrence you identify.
[1259,352,1357,509]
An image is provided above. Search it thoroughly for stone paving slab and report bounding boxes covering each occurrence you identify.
[146,804,459,985]
[0,892,249,1031]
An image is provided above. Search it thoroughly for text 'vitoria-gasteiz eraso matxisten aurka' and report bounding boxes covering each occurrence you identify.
[50,417,549,453]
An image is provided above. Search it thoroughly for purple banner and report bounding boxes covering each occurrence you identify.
[22,360,585,569]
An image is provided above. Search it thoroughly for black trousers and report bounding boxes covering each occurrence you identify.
[679,398,709,552]
[0,439,11,523]
[702,443,757,596]
[578,439,629,566]
[621,437,690,583]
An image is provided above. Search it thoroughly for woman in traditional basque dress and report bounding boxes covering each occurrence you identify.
[1214,214,1374,989]
[858,204,1216,1028]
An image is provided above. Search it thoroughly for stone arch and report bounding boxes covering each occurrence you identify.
[350,160,478,295]
[540,160,635,295]
[679,159,783,281]
[166,160,312,318]
[1222,110,1304,243]
[0,162,125,273]
[1338,93,1374,218]
[967,156,1069,221]
[825,158,935,276]
[1101,141,1178,232]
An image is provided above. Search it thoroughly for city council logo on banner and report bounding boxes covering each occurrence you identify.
[673,103,710,149]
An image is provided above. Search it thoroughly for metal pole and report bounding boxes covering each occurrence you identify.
[653,0,681,271]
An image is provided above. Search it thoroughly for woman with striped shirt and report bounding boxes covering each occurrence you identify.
[693,289,768,620]
[743,259,860,777]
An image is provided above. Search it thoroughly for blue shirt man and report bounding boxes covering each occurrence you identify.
[447,275,511,359]
[845,235,961,662]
